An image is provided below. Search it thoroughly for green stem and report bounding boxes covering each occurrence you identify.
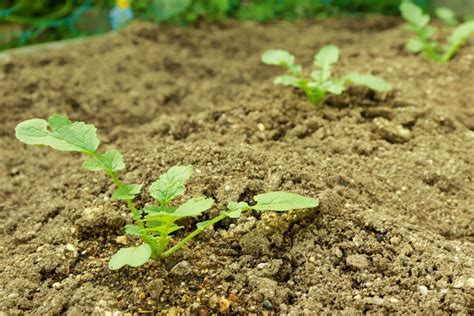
[416,28,442,62]
[154,221,172,256]
[141,234,161,259]
[87,152,144,228]
[303,85,325,106]
[161,213,229,258]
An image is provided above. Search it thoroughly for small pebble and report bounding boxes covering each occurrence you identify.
[257,262,268,270]
[228,293,239,303]
[468,278,474,288]
[418,285,428,296]
[346,254,369,270]
[388,297,399,304]
[219,297,231,312]
[116,235,128,245]
[65,243,77,252]
[146,279,164,301]
[262,300,273,310]
[333,247,343,258]
[170,261,192,276]
[7,293,19,300]
[208,294,219,308]
[373,118,411,143]
[363,296,384,305]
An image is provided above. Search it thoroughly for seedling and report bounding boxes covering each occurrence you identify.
[399,1,474,62]
[15,115,319,270]
[261,45,392,106]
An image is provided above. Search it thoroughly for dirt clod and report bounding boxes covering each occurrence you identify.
[346,254,369,270]
[170,261,192,276]
[372,117,412,143]
[146,279,164,301]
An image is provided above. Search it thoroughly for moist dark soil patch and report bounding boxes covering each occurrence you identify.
[1,17,473,314]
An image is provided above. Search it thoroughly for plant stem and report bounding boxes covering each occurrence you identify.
[161,213,228,258]
[141,234,161,259]
[88,152,144,228]
[154,221,172,256]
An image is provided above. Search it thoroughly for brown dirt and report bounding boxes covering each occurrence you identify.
[1,17,473,315]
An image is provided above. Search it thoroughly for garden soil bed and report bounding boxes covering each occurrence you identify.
[1,17,473,315]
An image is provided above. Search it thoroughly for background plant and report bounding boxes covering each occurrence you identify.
[400,1,474,62]
[1,0,431,50]
[261,45,392,106]
[15,114,319,270]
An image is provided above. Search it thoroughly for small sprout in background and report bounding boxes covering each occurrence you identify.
[399,1,474,62]
[15,115,319,270]
[261,45,392,106]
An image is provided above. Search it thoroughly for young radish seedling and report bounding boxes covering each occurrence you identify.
[399,1,474,62]
[261,45,392,106]
[15,115,319,270]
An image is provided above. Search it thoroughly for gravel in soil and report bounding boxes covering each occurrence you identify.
[0,17,473,314]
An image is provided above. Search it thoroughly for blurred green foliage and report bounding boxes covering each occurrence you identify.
[136,0,430,23]
[0,0,431,50]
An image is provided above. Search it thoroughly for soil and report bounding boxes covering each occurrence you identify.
[1,17,473,315]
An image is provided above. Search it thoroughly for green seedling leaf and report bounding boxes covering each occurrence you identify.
[406,38,425,53]
[435,7,457,27]
[143,223,183,235]
[144,204,164,214]
[145,212,181,223]
[343,72,392,92]
[448,21,474,45]
[252,192,319,211]
[48,115,71,129]
[109,243,151,270]
[261,49,296,67]
[400,2,430,28]
[175,197,214,217]
[314,44,339,68]
[320,81,345,95]
[310,70,322,81]
[112,184,142,200]
[442,21,474,61]
[125,224,143,236]
[15,114,99,153]
[150,165,193,205]
[274,75,302,87]
[424,26,437,38]
[83,150,125,172]
[314,45,339,81]
[225,201,250,218]
[289,64,303,74]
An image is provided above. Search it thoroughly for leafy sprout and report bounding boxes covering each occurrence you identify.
[15,115,319,270]
[261,45,392,106]
[400,1,474,62]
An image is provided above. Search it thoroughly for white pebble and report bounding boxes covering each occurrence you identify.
[257,262,268,270]
[418,285,428,296]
